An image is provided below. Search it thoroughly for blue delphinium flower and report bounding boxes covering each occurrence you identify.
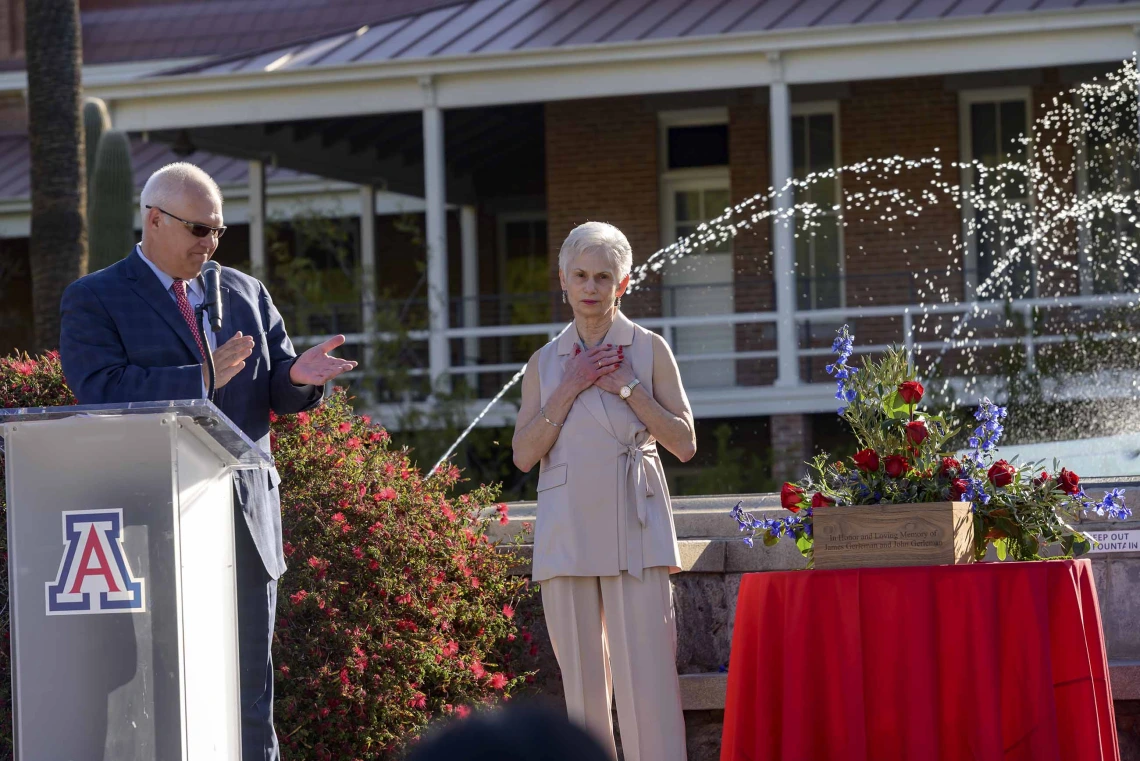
[1085,488,1131,520]
[826,324,858,415]
[963,397,1008,473]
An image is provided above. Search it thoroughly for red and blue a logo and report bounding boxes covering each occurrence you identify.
[45,510,145,615]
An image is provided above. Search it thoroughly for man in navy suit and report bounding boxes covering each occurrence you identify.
[60,162,357,760]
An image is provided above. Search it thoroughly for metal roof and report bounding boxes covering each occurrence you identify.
[76,0,467,67]
[0,135,309,202]
[175,0,1140,76]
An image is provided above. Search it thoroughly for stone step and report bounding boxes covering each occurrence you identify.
[489,493,784,544]
[502,535,808,576]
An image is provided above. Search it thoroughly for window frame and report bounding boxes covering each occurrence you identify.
[958,87,1035,300]
[791,99,846,312]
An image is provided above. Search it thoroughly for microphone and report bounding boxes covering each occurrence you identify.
[201,260,223,333]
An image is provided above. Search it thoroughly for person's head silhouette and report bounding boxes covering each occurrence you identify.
[406,704,611,761]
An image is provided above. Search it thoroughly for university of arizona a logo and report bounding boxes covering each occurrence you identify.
[45,510,145,615]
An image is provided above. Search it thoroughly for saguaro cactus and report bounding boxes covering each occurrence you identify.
[82,97,111,222]
[87,130,136,272]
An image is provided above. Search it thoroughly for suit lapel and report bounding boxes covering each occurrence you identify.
[124,250,203,360]
[580,384,617,439]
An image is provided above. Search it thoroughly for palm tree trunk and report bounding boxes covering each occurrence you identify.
[25,0,86,352]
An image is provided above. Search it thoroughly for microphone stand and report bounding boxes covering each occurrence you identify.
[194,304,217,402]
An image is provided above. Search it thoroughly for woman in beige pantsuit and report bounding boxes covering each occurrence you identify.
[513,221,696,761]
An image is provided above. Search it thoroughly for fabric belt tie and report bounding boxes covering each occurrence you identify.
[621,441,658,580]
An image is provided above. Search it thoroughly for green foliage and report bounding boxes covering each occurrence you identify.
[87,131,136,272]
[0,353,535,759]
[82,97,111,224]
[674,423,774,496]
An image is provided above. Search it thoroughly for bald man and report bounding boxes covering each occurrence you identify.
[60,162,356,760]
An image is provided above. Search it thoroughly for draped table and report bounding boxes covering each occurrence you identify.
[720,559,1118,761]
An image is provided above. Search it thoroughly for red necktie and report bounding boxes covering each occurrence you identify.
[172,278,206,361]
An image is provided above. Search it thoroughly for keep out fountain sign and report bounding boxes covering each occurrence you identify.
[1087,530,1140,554]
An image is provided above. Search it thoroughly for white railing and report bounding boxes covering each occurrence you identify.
[293,292,1140,385]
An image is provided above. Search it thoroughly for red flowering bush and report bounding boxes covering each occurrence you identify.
[270,392,533,757]
[0,352,533,759]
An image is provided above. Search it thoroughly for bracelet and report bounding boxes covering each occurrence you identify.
[539,406,564,428]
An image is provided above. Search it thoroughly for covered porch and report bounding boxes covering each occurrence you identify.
[86,1,1140,426]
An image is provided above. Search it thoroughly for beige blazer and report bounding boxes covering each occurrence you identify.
[532,311,682,582]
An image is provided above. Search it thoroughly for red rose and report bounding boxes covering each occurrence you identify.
[811,492,835,508]
[940,457,960,477]
[884,455,908,478]
[780,483,806,513]
[950,479,969,499]
[987,460,1016,488]
[1057,468,1080,495]
[852,449,880,472]
[905,420,929,445]
[1033,472,1050,487]
[898,380,925,405]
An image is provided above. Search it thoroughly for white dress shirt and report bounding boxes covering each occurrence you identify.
[137,244,218,396]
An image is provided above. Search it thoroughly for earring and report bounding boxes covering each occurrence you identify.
[562,291,567,304]
[616,297,622,309]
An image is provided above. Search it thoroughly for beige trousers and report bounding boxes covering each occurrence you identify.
[541,568,687,761]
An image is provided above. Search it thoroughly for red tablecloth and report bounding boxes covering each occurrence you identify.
[720,559,1118,761]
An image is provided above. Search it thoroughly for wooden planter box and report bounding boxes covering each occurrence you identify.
[813,501,975,570]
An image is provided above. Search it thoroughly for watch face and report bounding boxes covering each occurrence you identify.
[620,386,631,399]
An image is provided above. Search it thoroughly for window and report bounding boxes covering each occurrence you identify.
[1078,87,1140,294]
[960,90,1033,299]
[659,109,733,389]
[792,103,843,311]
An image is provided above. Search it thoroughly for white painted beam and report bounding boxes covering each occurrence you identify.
[360,184,377,379]
[422,78,451,395]
[247,159,267,282]
[460,204,479,368]
[769,75,798,388]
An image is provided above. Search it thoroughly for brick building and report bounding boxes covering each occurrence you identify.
[1,0,1139,480]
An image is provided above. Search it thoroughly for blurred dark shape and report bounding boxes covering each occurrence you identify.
[406,704,611,761]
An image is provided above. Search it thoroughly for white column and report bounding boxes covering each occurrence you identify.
[359,185,377,376]
[460,205,479,367]
[248,159,267,282]
[422,77,451,394]
[769,76,798,388]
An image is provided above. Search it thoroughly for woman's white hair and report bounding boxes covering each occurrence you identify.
[558,221,633,282]
[139,162,224,220]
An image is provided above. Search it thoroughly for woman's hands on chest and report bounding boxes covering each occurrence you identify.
[560,344,623,396]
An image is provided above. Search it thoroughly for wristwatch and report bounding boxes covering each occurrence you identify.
[619,378,641,401]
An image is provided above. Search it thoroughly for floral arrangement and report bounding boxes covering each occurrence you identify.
[731,326,1130,565]
[0,351,536,759]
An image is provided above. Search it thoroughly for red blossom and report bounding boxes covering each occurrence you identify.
[502,604,515,619]
[470,660,486,679]
[950,479,970,500]
[940,457,961,477]
[905,420,929,445]
[852,449,880,472]
[1057,468,1081,495]
[898,380,924,405]
[488,673,508,690]
[338,422,352,434]
[811,492,835,508]
[987,460,1016,488]
[296,411,310,425]
[780,483,806,513]
[456,705,471,719]
[884,455,909,478]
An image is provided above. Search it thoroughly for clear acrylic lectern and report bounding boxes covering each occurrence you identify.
[0,400,269,761]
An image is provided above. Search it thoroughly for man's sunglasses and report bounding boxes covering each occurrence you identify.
[146,205,227,239]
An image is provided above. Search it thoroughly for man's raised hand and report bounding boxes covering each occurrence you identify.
[204,331,255,390]
[289,334,358,386]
